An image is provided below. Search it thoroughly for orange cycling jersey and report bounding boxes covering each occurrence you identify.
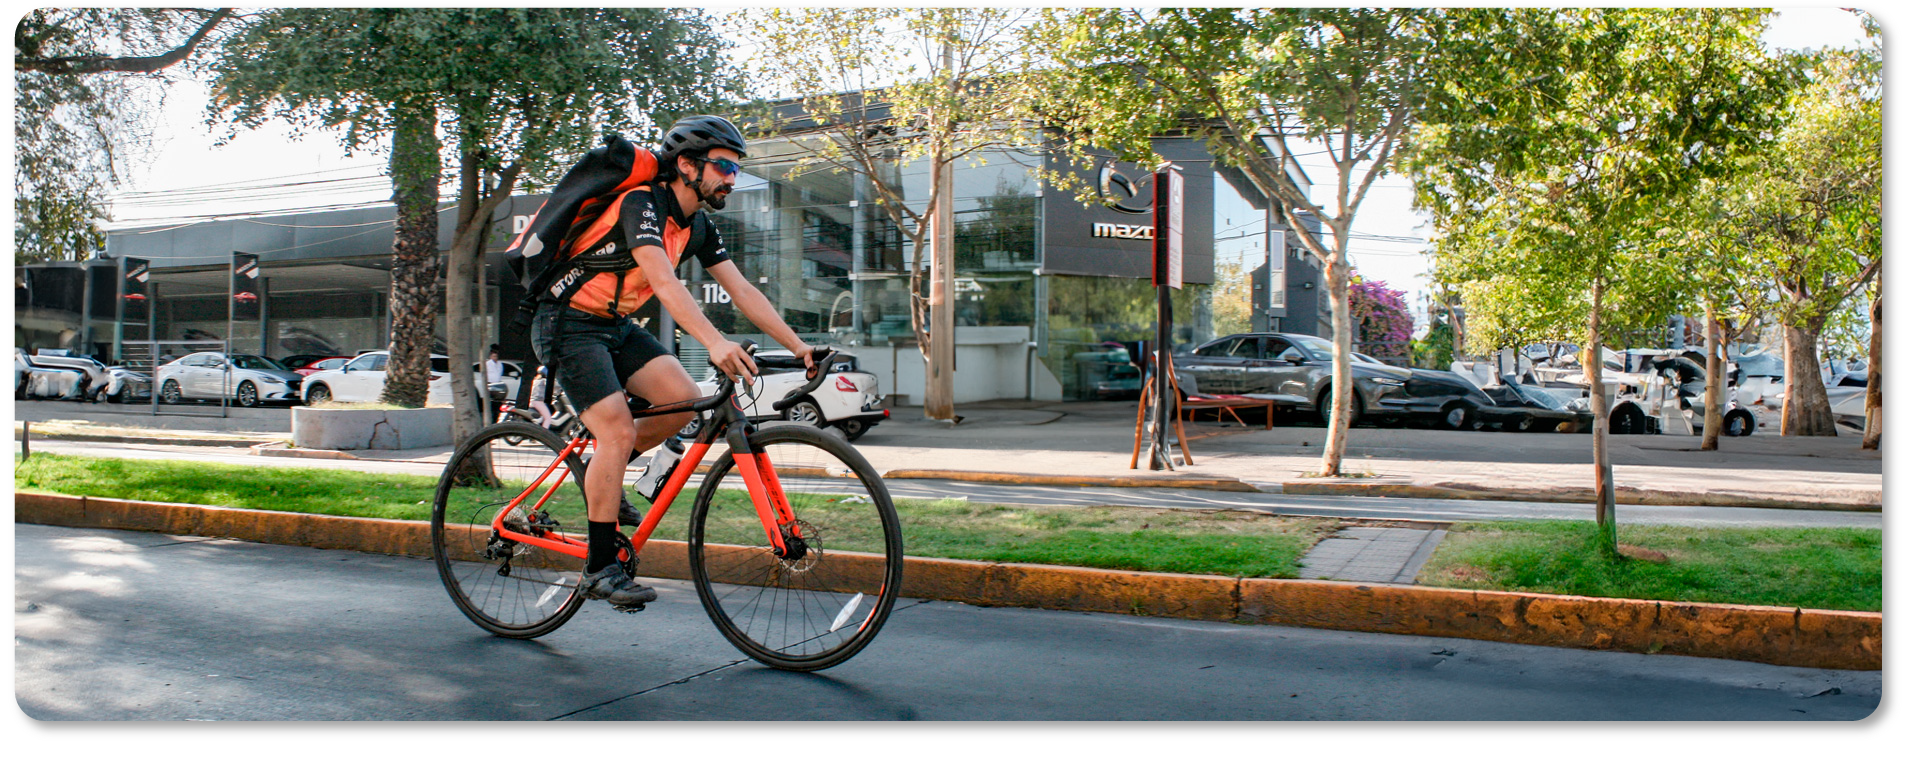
[555,182,730,319]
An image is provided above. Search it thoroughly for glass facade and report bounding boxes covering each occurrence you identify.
[696,136,1041,352]
[1213,167,1268,336]
[1042,275,1213,401]
[75,133,1299,403]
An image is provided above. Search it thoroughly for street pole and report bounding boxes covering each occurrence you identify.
[113,258,126,363]
[1148,164,1185,470]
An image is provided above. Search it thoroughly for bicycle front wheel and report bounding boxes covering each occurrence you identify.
[432,422,591,638]
[688,424,903,671]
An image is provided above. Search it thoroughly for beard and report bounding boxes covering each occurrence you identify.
[695,177,732,211]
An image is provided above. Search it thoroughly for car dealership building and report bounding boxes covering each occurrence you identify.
[21,132,1329,404]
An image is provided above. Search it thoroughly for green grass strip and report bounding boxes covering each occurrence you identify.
[1418,520,1882,612]
[14,453,1333,579]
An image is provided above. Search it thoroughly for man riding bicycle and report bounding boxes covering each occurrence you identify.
[529,115,818,608]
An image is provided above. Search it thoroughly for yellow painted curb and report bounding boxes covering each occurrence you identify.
[14,492,1880,671]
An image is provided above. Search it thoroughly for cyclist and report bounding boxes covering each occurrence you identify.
[526,365,556,428]
[529,114,819,608]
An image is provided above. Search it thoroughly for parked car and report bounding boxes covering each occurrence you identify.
[1174,332,1495,428]
[1477,375,1594,433]
[279,354,334,372]
[16,349,87,401]
[681,350,888,440]
[155,352,304,407]
[301,351,481,406]
[15,348,152,403]
[294,356,352,377]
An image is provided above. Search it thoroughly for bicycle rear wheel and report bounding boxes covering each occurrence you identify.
[688,424,903,671]
[432,422,591,638]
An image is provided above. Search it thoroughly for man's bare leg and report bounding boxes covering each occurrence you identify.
[576,392,638,523]
[623,355,698,470]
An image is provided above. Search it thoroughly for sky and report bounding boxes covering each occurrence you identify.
[104,6,1880,317]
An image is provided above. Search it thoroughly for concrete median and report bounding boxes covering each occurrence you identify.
[15,491,1878,671]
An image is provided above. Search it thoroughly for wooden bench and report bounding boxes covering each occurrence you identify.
[1169,373,1275,430]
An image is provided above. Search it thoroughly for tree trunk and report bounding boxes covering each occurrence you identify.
[1586,280,1617,555]
[1863,293,1881,450]
[447,144,482,450]
[1780,319,1836,436]
[1318,255,1354,477]
[923,152,956,422]
[1700,304,1723,451]
[379,101,442,409]
[922,41,957,423]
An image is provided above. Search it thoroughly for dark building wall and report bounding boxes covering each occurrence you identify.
[1041,137,1215,286]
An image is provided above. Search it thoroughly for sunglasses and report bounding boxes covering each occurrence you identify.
[696,156,741,177]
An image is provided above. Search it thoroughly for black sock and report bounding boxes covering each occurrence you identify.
[586,520,617,573]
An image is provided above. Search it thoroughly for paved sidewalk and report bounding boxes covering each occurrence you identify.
[1297,527,1449,584]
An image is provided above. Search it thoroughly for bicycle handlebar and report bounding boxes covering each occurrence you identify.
[714,341,838,414]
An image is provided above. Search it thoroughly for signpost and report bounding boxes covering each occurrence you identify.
[1104,160,1186,470]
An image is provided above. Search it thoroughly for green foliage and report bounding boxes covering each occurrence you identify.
[1030,8,1442,254]
[1032,8,1473,474]
[14,8,226,263]
[1411,9,1797,351]
[1696,48,1881,335]
[204,9,739,407]
[1409,318,1456,370]
[741,8,1045,352]
[205,8,739,187]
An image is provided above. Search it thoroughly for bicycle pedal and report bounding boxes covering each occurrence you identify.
[612,603,647,614]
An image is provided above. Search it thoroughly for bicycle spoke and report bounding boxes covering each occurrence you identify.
[689,426,902,670]
[432,422,589,638]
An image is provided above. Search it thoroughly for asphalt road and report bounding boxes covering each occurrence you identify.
[15,523,1880,721]
[22,438,1884,530]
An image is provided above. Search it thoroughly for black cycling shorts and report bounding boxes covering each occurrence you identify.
[529,302,673,410]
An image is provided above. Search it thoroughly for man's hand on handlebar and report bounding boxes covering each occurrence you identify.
[791,344,837,374]
[708,340,759,384]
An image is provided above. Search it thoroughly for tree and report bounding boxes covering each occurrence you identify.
[1347,277,1413,363]
[209,9,735,416]
[1032,7,1460,476]
[425,10,735,447]
[1711,49,1881,437]
[14,8,234,263]
[744,8,1044,423]
[1644,177,1767,451]
[1408,8,1794,553]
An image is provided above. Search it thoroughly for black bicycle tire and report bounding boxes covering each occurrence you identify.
[431,421,589,638]
[687,425,903,671]
[497,408,538,445]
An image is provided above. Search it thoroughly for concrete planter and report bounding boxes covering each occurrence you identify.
[292,406,452,450]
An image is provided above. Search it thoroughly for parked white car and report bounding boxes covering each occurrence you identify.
[682,351,888,440]
[15,348,152,403]
[302,351,485,406]
[155,352,304,407]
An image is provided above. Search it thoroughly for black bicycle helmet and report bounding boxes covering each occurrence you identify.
[662,114,748,160]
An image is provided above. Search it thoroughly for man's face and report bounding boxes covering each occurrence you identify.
[684,148,741,211]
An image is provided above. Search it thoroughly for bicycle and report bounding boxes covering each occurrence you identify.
[495,388,583,444]
[430,343,903,672]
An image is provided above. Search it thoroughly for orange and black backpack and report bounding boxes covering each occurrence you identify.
[505,134,662,325]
